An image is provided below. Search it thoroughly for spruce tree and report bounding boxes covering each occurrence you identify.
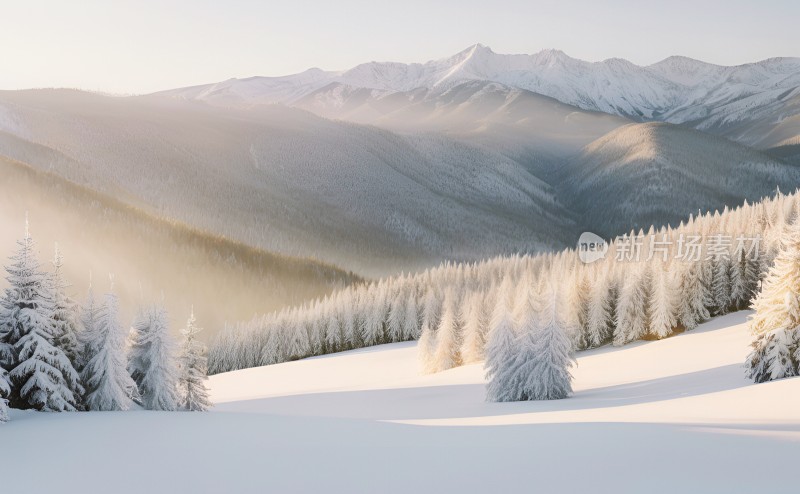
[460,293,487,364]
[677,261,711,331]
[512,280,575,401]
[0,224,82,411]
[0,364,10,422]
[432,290,461,372]
[614,265,650,345]
[84,291,139,411]
[746,223,800,382]
[585,268,612,347]
[485,277,520,402]
[129,304,180,411]
[179,309,212,412]
[649,264,679,339]
[50,245,83,369]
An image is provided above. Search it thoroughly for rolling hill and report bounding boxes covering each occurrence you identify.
[561,122,800,235]
[0,89,573,276]
[0,154,359,340]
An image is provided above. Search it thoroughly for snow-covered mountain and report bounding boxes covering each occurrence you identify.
[0,153,358,339]
[562,122,800,235]
[0,89,574,276]
[161,44,800,148]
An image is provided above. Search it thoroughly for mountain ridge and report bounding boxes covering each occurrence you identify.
[157,44,800,148]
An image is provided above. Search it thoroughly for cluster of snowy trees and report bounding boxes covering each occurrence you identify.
[0,223,211,423]
[745,221,800,383]
[210,189,800,388]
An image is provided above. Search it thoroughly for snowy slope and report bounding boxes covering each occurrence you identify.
[4,312,799,493]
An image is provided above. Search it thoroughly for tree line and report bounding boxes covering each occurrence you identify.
[0,222,211,423]
[210,189,799,399]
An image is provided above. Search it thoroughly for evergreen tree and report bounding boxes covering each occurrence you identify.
[402,291,420,340]
[0,361,10,422]
[129,304,179,411]
[711,257,732,315]
[432,290,461,372]
[649,264,679,339]
[324,304,342,353]
[677,262,711,331]
[50,245,83,370]
[485,277,520,402]
[460,293,487,364]
[614,265,650,346]
[512,280,575,401]
[84,291,139,411]
[0,225,82,411]
[179,309,211,411]
[585,268,612,347]
[746,223,800,382]
[386,291,405,343]
[78,284,102,368]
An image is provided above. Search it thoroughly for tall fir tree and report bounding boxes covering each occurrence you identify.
[179,309,212,412]
[0,223,82,411]
[129,304,180,411]
[432,289,461,372]
[460,293,487,364]
[50,245,83,370]
[614,265,650,346]
[512,279,575,401]
[0,362,10,422]
[746,223,800,382]
[485,277,520,402]
[585,267,612,347]
[677,261,711,331]
[649,264,679,339]
[84,290,139,411]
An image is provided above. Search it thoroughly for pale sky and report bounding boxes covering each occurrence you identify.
[1,0,797,94]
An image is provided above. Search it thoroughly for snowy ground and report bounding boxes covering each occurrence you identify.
[4,311,799,493]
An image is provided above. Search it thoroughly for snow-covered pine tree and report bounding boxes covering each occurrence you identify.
[360,289,384,347]
[711,256,733,316]
[557,270,584,351]
[585,266,612,347]
[402,290,420,340]
[417,287,440,374]
[386,290,405,343]
[50,245,83,372]
[649,263,679,339]
[129,304,179,411]
[730,236,757,310]
[78,283,102,367]
[746,328,798,383]
[340,293,357,350]
[0,224,83,411]
[179,309,211,411]
[0,362,10,422]
[512,279,575,401]
[460,292,487,364]
[324,303,342,353]
[485,277,521,402]
[432,289,461,372]
[614,264,650,346]
[746,222,800,382]
[677,261,711,331]
[84,290,139,411]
